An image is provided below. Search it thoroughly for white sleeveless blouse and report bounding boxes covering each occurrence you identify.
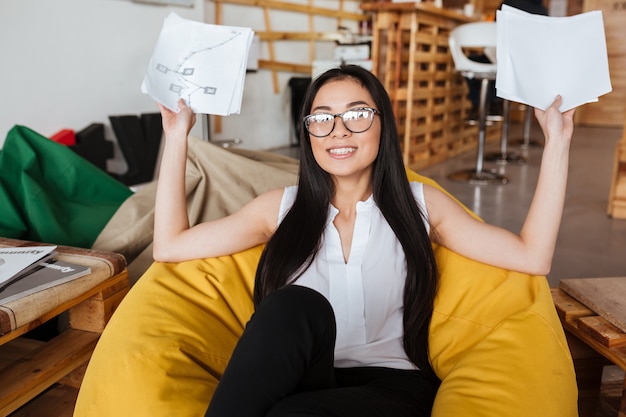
[278,182,429,370]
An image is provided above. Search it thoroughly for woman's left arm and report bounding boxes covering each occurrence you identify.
[427,95,575,275]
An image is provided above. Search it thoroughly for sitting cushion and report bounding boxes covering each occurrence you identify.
[75,171,577,417]
[0,125,132,248]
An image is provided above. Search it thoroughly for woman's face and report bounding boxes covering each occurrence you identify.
[307,78,381,182]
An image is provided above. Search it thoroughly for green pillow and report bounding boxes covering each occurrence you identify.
[0,125,132,248]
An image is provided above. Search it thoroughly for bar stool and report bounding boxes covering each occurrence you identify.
[447,21,508,185]
[484,99,526,164]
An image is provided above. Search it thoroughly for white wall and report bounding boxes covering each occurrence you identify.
[0,0,360,173]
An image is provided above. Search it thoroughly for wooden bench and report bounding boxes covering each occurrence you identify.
[0,237,129,416]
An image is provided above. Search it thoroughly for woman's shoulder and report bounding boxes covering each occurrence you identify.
[278,185,298,219]
[284,184,298,194]
[408,181,425,197]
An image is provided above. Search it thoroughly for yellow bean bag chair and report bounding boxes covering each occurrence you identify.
[74,170,578,417]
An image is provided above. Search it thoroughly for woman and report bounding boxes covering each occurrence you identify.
[154,65,575,416]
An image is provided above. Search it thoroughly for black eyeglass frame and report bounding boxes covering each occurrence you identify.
[302,107,379,138]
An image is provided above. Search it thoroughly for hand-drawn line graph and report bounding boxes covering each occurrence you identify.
[152,30,245,109]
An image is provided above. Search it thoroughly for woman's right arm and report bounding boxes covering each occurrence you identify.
[153,99,281,263]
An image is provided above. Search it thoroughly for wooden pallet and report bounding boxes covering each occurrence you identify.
[0,270,129,416]
[364,2,500,170]
[552,288,626,417]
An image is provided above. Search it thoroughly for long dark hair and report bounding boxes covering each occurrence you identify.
[254,65,439,379]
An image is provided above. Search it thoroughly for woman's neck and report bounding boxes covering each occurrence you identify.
[331,177,373,213]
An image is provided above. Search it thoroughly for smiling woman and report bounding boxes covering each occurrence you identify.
[133,63,577,416]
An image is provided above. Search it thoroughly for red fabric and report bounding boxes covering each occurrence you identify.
[50,129,76,146]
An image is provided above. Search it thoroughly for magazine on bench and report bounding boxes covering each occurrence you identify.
[0,257,91,304]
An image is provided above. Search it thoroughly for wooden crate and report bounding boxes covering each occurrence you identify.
[364,2,500,170]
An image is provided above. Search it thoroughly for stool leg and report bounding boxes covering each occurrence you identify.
[203,114,242,148]
[475,77,488,176]
[512,105,543,148]
[485,100,526,165]
[448,77,508,185]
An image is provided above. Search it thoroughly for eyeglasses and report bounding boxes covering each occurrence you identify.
[303,107,379,138]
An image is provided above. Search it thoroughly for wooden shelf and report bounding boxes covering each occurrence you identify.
[0,330,98,416]
[0,264,129,416]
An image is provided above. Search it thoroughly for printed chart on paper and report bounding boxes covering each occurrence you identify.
[142,13,253,116]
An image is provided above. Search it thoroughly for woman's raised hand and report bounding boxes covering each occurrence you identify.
[534,95,575,147]
[158,98,197,140]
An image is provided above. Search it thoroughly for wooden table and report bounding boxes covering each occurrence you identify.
[0,238,129,416]
[552,287,626,417]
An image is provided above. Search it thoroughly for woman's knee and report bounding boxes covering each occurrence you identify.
[254,285,336,333]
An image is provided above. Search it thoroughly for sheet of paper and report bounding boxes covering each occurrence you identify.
[0,246,57,285]
[141,13,254,116]
[495,5,612,111]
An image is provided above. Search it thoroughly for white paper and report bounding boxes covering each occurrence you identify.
[0,246,57,285]
[141,13,254,116]
[496,5,612,111]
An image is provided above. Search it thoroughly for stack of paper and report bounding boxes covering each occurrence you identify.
[141,13,254,116]
[496,5,612,111]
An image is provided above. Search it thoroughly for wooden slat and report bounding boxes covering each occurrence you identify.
[257,59,311,74]
[0,270,128,346]
[256,31,342,42]
[0,338,43,370]
[579,316,626,348]
[58,362,88,389]
[0,329,98,416]
[552,288,595,321]
[560,277,626,334]
[68,284,129,333]
[216,0,367,20]
[556,316,626,372]
[90,275,129,302]
[263,6,280,94]
[214,0,223,135]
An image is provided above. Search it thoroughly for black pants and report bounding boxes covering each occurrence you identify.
[205,286,436,417]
